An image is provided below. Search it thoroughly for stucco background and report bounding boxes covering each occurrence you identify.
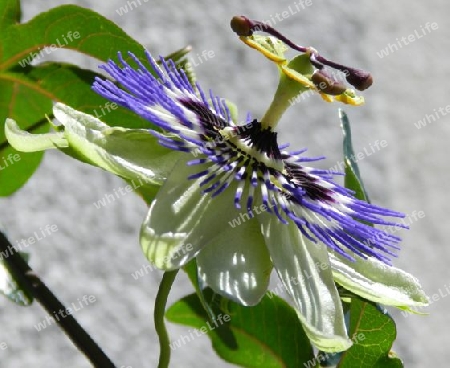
[1,0,448,367]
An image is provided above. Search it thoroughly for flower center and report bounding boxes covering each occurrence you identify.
[219,121,284,172]
[179,96,332,210]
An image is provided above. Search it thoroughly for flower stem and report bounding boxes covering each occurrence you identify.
[260,86,295,130]
[0,230,115,367]
[260,55,313,130]
[155,270,179,368]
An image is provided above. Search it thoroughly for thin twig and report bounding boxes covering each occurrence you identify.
[0,230,116,367]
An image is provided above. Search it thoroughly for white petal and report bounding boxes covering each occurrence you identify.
[140,155,243,270]
[5,119,68,151]
[258,212,352,352]
[53,103,180,184]
[197,217,272,306]
[330,253,429,307]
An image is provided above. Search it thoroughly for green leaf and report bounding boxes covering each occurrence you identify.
[0,1,196,196]
[0,3,151,196]
[0,4,149,69]
[339,109,370,202]
[24,62,151,128]
[338,111,403,368]
[183,259,219,323]
[0,0,20,30]
[166,288,314,368]
[0,251,33,306]
[337,299,403,368]
[132,181,162,206]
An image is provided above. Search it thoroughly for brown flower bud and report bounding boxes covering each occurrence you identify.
[345,69,373,91]
[230,16,253,37]
[311,70,347,95]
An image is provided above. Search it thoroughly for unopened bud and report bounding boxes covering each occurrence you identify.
[311,70,347,95]
[345,69,373,91]
[230,16,253,36]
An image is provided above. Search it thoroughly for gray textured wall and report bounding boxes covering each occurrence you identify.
[1,0,448,367]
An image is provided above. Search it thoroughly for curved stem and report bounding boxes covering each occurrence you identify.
[155,270,179,368]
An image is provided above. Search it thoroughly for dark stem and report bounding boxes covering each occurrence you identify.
[231,15,308,53]
[0,230,116,368]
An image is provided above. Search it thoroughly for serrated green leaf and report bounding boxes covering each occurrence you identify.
[0,0,20,30]
[0,3,151,131]
[24,62,151,128]
[0,3,152,196]
[0,4,148,69]
[0,3,196,196]
[337,299,403,368]
[166,288,314,368]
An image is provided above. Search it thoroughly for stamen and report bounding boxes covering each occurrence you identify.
[230,15,373,91]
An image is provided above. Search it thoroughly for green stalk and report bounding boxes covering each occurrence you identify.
[155,270,179,368]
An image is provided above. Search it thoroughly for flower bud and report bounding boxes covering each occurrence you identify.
[311,70,347,95]
[230,16,253,36]
[346,69,373,91]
